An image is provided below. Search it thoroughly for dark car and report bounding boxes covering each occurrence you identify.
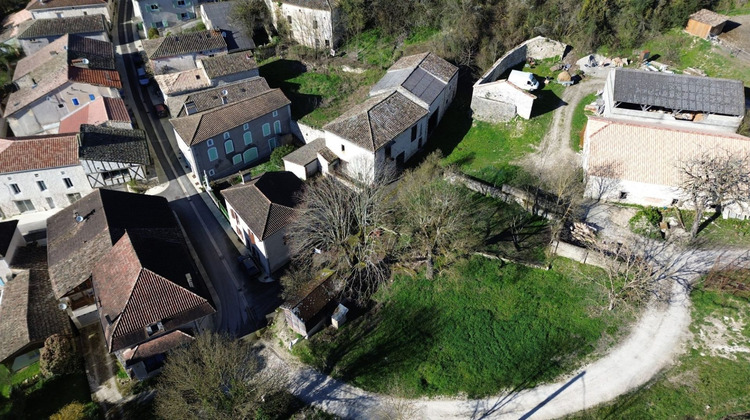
[154,103,169,118]
[238,255,260,277]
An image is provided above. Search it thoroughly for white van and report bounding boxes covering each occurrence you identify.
[508,70,539,91]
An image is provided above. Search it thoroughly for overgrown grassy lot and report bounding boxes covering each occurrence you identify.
[570,287,750,419]
[0,362,93,419]
[293,257,630,398]
[570,93,598,152]
[628,206,750,247]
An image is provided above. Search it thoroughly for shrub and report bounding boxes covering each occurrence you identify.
[40,334,78,377]
[629,206,663,239]
[195,22,206,31]
[147,28,159,39]
[270,144,296,167]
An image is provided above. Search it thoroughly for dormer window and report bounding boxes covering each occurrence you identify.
[146,321,165,336]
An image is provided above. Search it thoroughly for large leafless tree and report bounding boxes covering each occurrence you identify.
[395,153,479,279]
[679,150,750,238]
[286,168,395,303]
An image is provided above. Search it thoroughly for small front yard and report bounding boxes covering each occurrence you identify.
[628,206,750,247]
[293,256,631,398]
[570,286,750,419]
[0,361,94,419]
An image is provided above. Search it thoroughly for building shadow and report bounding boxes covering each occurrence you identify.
[722,20,742,33]
[259,59,323,120]
[532,88,566,118]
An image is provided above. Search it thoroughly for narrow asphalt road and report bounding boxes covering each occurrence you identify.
[112,1,279,336]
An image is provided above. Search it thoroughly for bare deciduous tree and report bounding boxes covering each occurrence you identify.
[286,169,395,303]
[679,150,750,238]
[230,0,273,41]
[155,332,283,420]
[395,153,479,279]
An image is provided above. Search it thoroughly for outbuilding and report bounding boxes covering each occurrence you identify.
[685,9,728,39]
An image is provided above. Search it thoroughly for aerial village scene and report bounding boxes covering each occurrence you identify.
[0,0,749,418]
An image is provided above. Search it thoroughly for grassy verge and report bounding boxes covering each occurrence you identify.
[293,256,629,398]
[570,287,750,419]
[0,363,93,419]
[570,93,598,152]
[259,58,385,128]
[661,208,750,247]
[0,363,40,399]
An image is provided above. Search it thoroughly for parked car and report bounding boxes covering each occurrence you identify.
[237,255,260,277]
[153,103,169,118]
[137,66,150,86]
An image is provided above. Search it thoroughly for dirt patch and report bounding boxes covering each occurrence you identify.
[696,315,750,360]
[719,15,750,57]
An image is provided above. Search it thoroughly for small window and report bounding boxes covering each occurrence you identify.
[63,177,73,188]
[37,180,47,191]
[411,125,417,141]
[67,193,82,204]
[207,138,214,147]
[208,169,215,176]
[274,120,281,134]
[287,15,292,24]
[58,104,65,108]
[177,0,185,5]
[671,198,679,206]
[223,132,230,140]
[243,131,253,145]
[149,3,159,10]
[10,183,20,194]
[619,191,628,200]
[146,321,165,336]
[313,19,318,29]
[88,94,95,101]
[14,200,35,213]
[325,39,330,48]
[224,140,234,154]
[83,11,87,15]
[272,110,278,117]
[232,154,242,165]
[268,138,277,150]
[72,98,79,106]
[46,197,55,209]
[207,147,218,161]
[341,144,345,152]
[262,123,270,136]
[243,123,249,131]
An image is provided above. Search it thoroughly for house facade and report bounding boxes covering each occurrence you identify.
[17,14,108,56]
[222,171,303,275]
[78,125,151,187]
[132,0,197,32]
[170,88,292,181]
[0,135,93,218]
[266,0,341,50]
[26,0,111,22]
[141,29,227,75]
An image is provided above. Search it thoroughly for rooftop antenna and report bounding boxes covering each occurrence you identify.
[74,211,84,223]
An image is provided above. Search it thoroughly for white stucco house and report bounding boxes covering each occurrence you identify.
[266,0,341,50]
[284,52,458,183]
[222,171,303,275]
[16,14,108,56]
[0,134,94,218]
[141,29,227,75]
[132,0,196,32]
[26,0,111,22]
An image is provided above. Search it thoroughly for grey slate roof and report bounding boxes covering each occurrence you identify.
[200,51,257,79]
[323,92,428,151]
[67,34,116,70]
[142,30,227,59]
[176,77,271,117]
[0,220,19,258]
[283,138,326,166]
[18,14,106,39]
[170,88,290,146]
[200,1,255,51]
[611,68,745,117]
[0,246,72,364]
[78,125,150,165]
[370,52,457,106]
[222,171,303,240]
[46,189,180,299]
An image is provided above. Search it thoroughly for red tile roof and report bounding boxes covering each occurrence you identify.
[68,67,122,88]
[58,96,130,133]
[0,134,79,174]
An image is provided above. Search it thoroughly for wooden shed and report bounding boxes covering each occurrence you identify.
[685,9,729,39]
[282,269,338,337]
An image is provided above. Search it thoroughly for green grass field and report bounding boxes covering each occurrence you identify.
[0,363,40,399]
[570,287,750,419]
[570,93,597,152]
[293,257,629,398]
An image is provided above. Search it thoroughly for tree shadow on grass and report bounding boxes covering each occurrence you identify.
[259,59,322,120]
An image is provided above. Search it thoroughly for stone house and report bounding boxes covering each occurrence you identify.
[266,0,341,50]
[170,88,291,181]
[141,29,227,75]
[16,14,107,56]
[222,171,303,275]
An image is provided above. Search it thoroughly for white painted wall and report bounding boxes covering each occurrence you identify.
[270,2,337,49]
[283,160,309,180]
[471,80,535,121]
[8,83,120,137]
[0,165,93,217]
[30,5,111,22]
[134,0,197,31]
[174,130,197,175]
